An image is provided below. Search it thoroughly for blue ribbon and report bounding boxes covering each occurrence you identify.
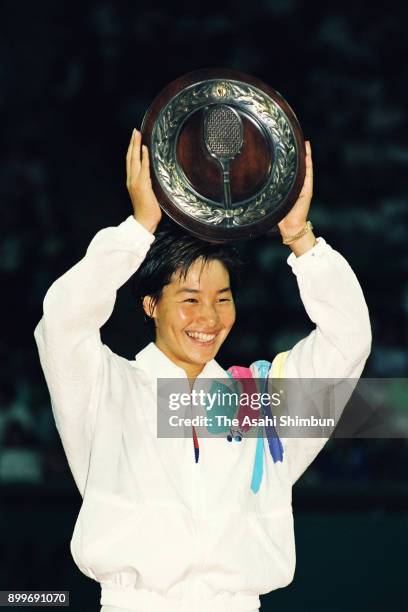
[202,361,284,493]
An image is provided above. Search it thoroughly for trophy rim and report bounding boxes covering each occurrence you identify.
[141,68,306,243]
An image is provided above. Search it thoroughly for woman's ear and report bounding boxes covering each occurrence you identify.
[142,295,156,320]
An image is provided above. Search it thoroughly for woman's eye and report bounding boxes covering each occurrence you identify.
[182,297,232,303]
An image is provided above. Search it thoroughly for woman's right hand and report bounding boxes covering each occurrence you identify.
[126,128,162,233]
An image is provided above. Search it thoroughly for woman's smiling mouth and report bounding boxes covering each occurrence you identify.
[185,330,219,345]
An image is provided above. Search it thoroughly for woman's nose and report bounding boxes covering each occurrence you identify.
[196,303,220,327]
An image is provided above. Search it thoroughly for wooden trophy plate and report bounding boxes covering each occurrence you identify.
[141,68,305,243]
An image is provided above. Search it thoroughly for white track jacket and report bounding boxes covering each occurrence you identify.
[34,215,371,612]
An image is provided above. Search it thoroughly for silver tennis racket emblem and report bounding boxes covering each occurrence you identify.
[203,104,244,215]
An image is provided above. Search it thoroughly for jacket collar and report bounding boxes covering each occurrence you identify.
[134,341,228,381]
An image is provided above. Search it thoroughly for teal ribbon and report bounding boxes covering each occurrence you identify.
[202,360,284,494]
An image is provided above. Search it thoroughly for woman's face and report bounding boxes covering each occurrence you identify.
[143,258,236,378]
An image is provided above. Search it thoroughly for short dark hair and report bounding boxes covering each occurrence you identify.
[131,224,245,334]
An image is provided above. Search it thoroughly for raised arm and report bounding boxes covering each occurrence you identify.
[33,129,161,495]
[269,142,372,484]
[276,141,371,376]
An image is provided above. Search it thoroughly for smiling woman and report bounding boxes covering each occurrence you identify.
[132,227,244,378]
[33,128,371,612]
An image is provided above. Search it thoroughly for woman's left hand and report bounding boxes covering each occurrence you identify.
[277,140,313,236]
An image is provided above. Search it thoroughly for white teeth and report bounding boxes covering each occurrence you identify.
[186,331,217,342]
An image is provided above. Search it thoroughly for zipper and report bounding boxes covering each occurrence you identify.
[190,389,204,600]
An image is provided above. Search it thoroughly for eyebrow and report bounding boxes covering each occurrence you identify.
[175,286,232,295]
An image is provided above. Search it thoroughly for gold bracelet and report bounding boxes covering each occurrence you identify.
[281,220,313,245]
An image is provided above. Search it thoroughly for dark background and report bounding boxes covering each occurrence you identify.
[1,1,407,610]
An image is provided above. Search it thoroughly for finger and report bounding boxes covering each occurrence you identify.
[294,142,312,201]
[140,145,151,183]
[126,129,137,181]
[304,141,313,184]
[130,129,142,180]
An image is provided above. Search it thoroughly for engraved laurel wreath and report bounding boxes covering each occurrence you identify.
[151,80,298,226]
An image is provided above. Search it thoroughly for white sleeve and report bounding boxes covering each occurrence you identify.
[269,236,372,485]
[33,215,155,495]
